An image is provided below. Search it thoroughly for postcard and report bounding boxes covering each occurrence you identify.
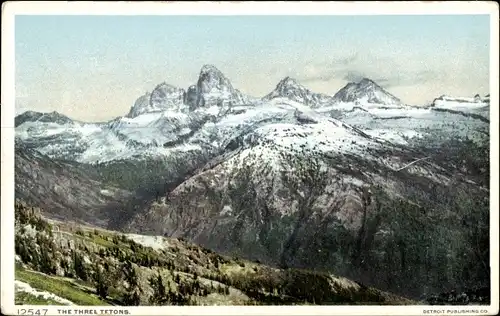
[1,1,498,315]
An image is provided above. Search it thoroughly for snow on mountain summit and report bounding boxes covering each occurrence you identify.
[333,78,402,107]
[127,83,187,118]
[127,93,152,118]
[127,65,252,118]
[15,63,489,165]
[263,76,333,107]
[150,83,186,110]
[198,64,230,90]
[192,64,249,109]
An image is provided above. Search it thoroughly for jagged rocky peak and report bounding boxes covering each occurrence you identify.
[192,64,247,109]
[127,92,151,118]
[277,76,300,88]
[333,77,402,106]
[127,82,187,118]
[184,85,199,110]
[197,65,231,90]
[196,64,235,97]
[264,76,333,107]
[126,65,253,117]
[265,76,304,98]
[274,76,311,95]
[358,77,376,85]
[150,82,186,109]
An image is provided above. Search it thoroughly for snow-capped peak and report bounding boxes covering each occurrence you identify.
[127,83,187,118]
[277,76,300,87]
[269,76,305,95]
[333,78,402,106]
[196,64,234,97]
[358,77,377,86]
[126,65,254,117]
[150,82,185,109]
[263,76,333,108]
[200,64,223,74]
[193,64,249,109]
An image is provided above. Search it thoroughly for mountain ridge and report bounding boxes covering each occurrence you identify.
[15,64,490,125]
[263,76,333,107]
[332,77,403,106]
[13,64,491,303]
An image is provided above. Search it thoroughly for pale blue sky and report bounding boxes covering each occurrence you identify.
[15,15,490,121]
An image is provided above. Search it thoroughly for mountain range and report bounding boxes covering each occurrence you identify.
[14,64,491,303]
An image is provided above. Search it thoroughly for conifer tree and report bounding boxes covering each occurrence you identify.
[15,238,31,263]
[122,261,142,306]
[39,245,56,274]
[72,250,88,281]
[148,273,168,305]
[94,263,109,299]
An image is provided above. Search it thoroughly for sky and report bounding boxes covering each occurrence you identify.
[15,14,491,121]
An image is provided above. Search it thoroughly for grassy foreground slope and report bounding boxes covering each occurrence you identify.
[14,200,415,306]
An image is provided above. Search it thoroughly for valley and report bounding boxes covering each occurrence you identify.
[14,65,491,305]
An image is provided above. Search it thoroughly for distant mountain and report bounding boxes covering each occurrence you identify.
[333,78,402,107]
[15,111,74,127]
[431,94,490,108]
[191,64,250,109]
[127,65,252,118]
[14,65,490,302]
[15,66,489,164]
[127,82,185,118]
[263,76,333,107]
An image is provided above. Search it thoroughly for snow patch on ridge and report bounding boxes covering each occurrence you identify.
[125,234,170,250]
[15,280,75,305]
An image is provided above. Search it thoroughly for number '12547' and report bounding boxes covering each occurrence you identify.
[17,309,48,315]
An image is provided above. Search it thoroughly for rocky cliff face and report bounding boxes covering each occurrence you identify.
[193,64,248,109]
[14,143,133,227]
[14,64,490,302]
[127,65,251,117]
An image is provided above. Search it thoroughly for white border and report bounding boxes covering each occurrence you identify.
[1,1,499,315]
